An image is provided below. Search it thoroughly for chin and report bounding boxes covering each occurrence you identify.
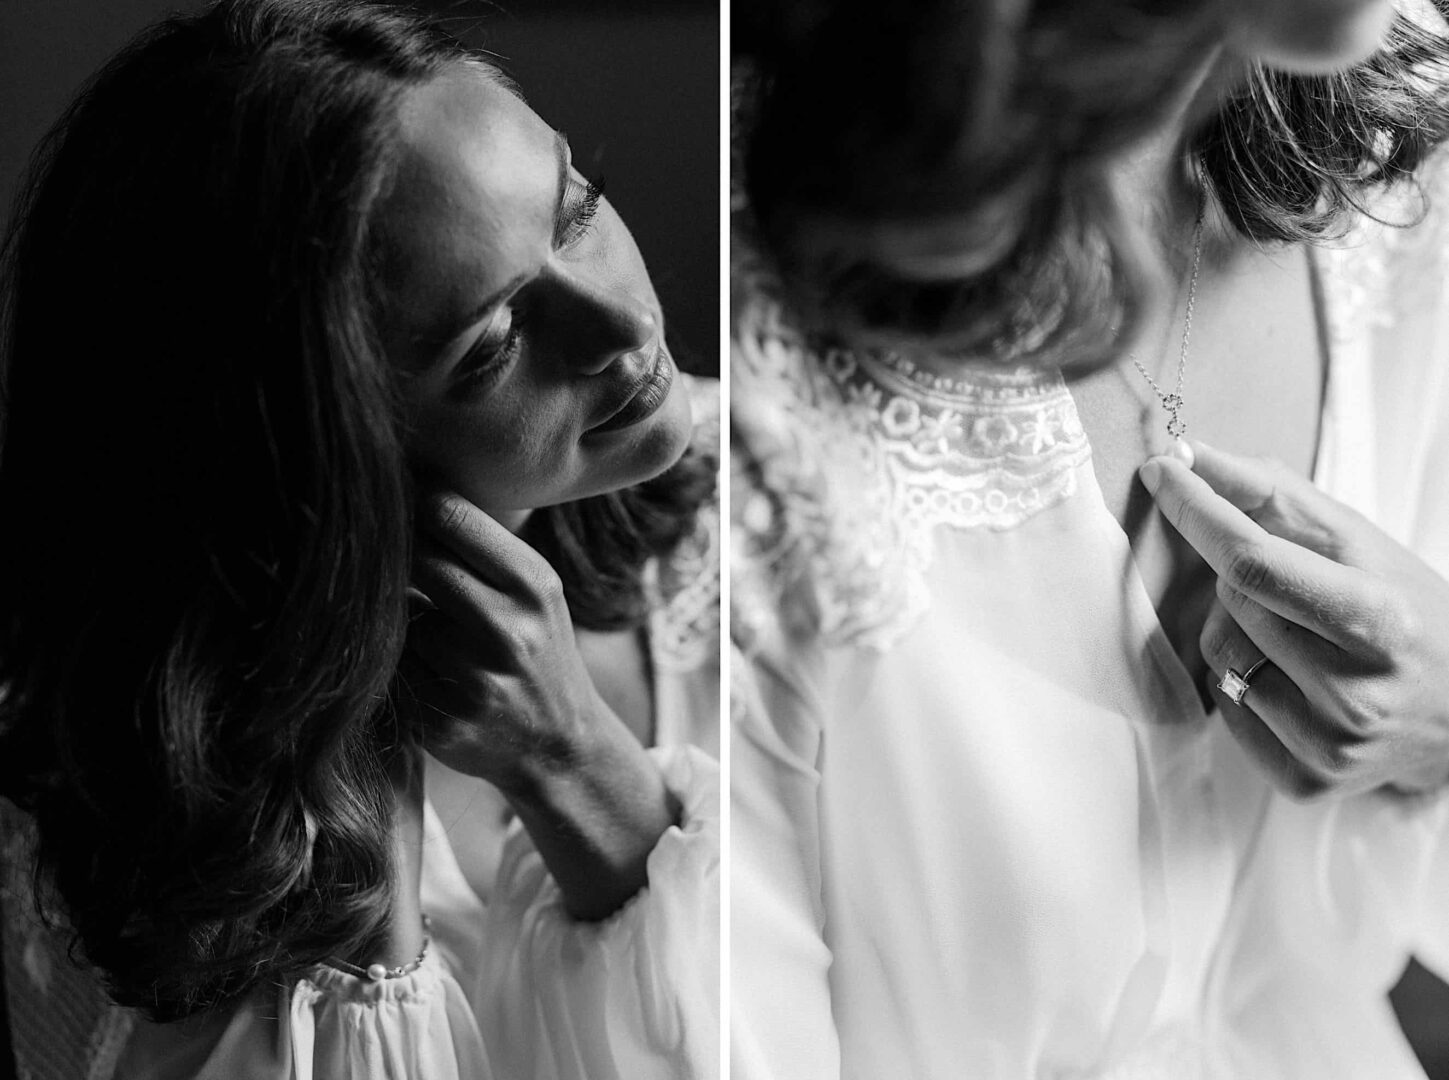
[610,381,696,488]
[534,381,696,509]
[1236,0,1397,73]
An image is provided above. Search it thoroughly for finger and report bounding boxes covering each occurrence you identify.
[1211,582,1344,703]
[1140,455,1380,648]
[417,489,553,600]
[1186,441,1353,560]
[1200,595,1349,782]
[406,584,436,620]
[1212,681,1331,800]
[394,649,487,752]
[1199,598,1269,688]
[407,609,503,692]
[411,542,519,647]
[394,649,469,723]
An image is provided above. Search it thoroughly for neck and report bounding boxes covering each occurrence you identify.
[1107,47,1238,240]
[492,507,533,534]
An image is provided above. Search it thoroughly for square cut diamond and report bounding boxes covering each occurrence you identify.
[1219,669,1250,704]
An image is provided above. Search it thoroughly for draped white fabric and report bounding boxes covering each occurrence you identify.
[731,168,1449,1080]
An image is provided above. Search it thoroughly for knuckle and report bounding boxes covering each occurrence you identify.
[434,495,471,535]
[1352,596,1408,667]
[1170,493,1208,538]
[1258,454,1289,478]
[503,621,545,661]
[1312,736,1353,777]
[1261,486,1291,525]
[1223,542,1271,595]
[525,563,566,608]
[1283,767,1333,802]
[1378,595,1416,651]
[1341,680,1391,734]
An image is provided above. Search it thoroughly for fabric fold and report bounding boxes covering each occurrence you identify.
[469,745,720,1080]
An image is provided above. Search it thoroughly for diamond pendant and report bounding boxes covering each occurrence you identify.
[1166,415,1187,439]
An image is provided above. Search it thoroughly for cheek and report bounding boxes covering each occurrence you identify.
[411,389,588,513]
[592,205,661,307]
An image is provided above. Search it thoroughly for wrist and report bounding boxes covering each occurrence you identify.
[499,723,679,922]
[493,696,638,803]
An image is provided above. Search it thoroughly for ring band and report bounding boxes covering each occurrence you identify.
[1218,657,1269,707]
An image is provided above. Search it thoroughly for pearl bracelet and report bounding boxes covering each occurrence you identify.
[325,913,431,981]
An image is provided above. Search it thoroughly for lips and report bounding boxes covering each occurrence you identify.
[589,346,675,435]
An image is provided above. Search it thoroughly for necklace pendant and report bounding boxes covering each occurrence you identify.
[1160,393,1184,412]
[1166,415,1187,439]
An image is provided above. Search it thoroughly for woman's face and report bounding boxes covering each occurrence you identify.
[377,66,692,525]
[1223,0,1397,72]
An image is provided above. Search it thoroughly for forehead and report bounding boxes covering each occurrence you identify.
[377,67,557,345]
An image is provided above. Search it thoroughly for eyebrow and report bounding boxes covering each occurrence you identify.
[418,129,573,364]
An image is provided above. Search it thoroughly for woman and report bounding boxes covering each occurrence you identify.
[733,0,1449,1076]
[0,2,718,1077]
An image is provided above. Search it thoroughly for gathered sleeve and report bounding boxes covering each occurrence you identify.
[112,746,718,1080]
[465,744,719,1080]
[114,953,497,1080]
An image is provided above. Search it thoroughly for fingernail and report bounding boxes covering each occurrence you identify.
[406,586,436,622]
[1139,459,1164,494]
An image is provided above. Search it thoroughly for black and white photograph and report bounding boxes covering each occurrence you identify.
[0,0,718,1077]
[732,1,1449,1077]
[14,0,1449,1076]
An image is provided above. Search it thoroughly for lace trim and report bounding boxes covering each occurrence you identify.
[732,147,1449,654]
[732,235,1090,652]
[1314,164,1449,346]
[649,375,721,674]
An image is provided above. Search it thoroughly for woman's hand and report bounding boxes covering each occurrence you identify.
[400,490,677,919]
[1140,442,1449,799]
[404,490,610,792]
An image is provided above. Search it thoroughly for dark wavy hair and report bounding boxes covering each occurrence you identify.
[0,0,711,1021]
[738,0,1449,367]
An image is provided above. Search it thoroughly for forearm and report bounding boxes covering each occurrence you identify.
[502,715,680,921]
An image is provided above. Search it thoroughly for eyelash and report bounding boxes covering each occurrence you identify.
[457,307,527,390]
[558,176,605,248]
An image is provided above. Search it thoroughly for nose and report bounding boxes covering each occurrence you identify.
[544,267,658,376]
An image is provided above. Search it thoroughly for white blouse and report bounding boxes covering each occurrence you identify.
[731,167,1449,1080]
[1,377,721,1080]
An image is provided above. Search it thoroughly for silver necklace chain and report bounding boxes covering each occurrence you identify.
[1129,194,1206,441]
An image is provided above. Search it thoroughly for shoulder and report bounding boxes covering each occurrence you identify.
[1318,152,1449,334]
[732,225,1090,654]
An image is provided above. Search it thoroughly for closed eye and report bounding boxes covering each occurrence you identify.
[554,175,605,249]
[451,305,526,396]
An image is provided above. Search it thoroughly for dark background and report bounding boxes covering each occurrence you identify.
[0,0,719,373]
